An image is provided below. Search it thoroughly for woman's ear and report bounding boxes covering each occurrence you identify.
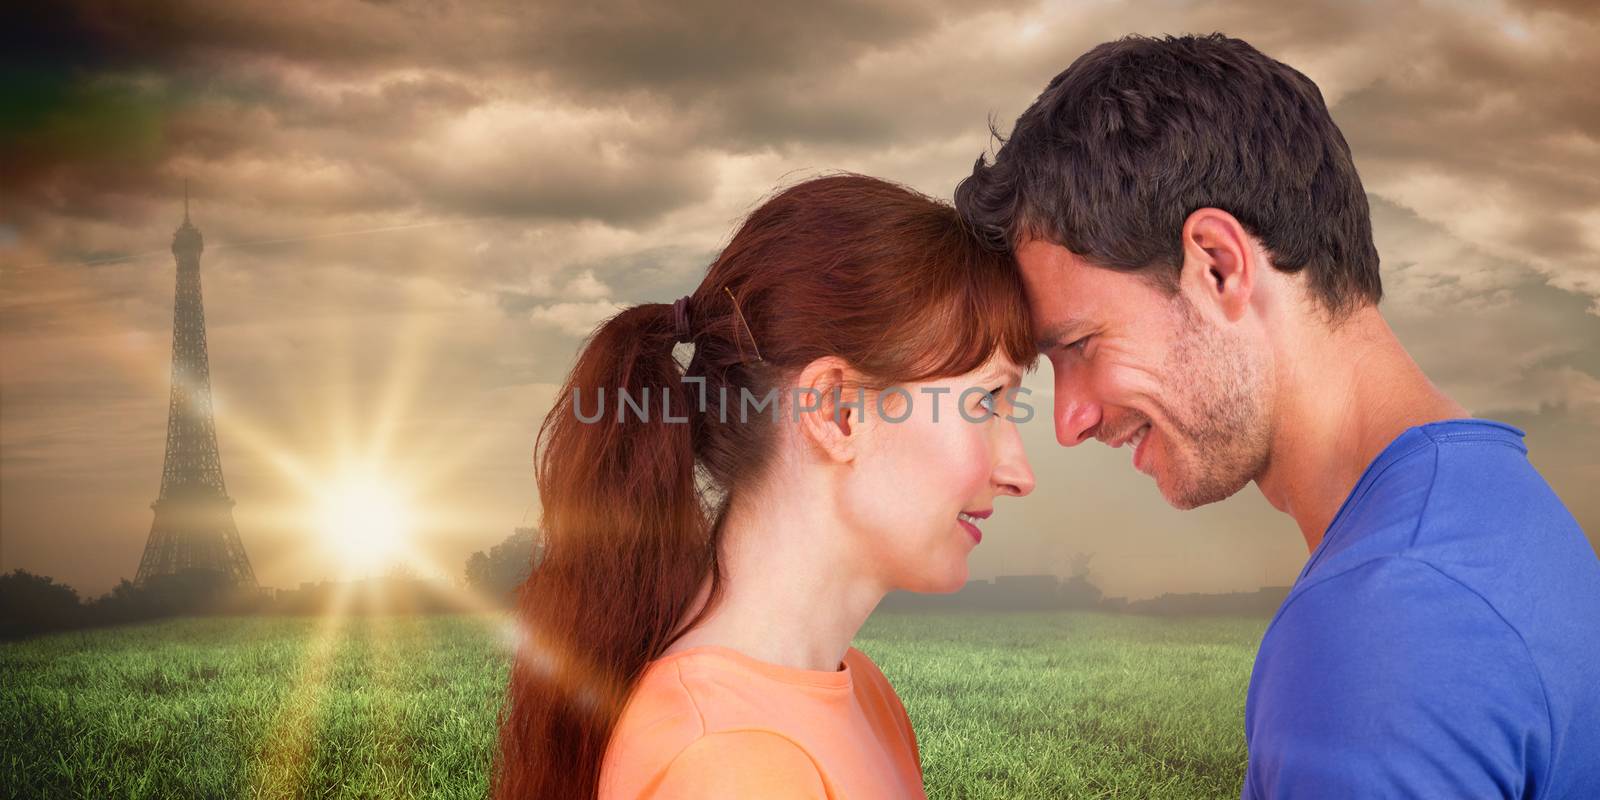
[794,356,861,464]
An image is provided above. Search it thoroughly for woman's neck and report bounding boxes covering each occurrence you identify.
[663,485,885,672]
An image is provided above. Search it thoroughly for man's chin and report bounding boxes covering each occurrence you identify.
[1156,470,1251,510]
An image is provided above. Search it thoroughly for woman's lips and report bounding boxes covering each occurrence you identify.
[957,508,990,544]
[953,518,979,544]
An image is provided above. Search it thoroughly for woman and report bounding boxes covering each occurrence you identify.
[492,174,1036,799]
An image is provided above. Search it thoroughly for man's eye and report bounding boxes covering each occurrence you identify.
[1066,335,1091,353]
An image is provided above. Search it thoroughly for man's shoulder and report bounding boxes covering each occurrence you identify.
[1265,554,1523,659]
[1388,419,1579,540]
[1308,418,1590,598]
[1247,556,1553,798]
[1253,555,1547,734]
[1413,419,1577,531]
[1247,418,1600,798]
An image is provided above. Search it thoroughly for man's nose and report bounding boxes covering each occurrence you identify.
[1055,390,1102,447]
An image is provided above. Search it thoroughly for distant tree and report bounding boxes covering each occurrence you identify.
[382,561,420,582]
[1061,552,1103,609]
[0,569,84,638]
[464,527,542,605]
[464,551,488,586]
[1068,551,1096,581]
[87,578,154,625]
[371,561,458,615]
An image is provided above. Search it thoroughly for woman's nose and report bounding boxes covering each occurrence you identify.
[993,424,1035,498]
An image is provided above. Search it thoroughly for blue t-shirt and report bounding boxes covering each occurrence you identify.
[1243,419,1600,799]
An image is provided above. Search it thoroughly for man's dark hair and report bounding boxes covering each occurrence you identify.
[955,33,1382,318]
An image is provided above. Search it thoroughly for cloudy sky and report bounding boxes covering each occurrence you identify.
[2,0,1596,601]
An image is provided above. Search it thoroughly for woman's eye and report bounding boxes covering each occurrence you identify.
[977,387,1003,414]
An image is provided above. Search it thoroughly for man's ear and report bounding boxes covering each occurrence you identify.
[794,356,860,464]
[1179,208,1258,322]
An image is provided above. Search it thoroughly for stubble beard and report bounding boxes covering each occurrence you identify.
[1154,296,1272,510]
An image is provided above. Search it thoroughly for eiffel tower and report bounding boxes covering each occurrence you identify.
[135,186,257,587]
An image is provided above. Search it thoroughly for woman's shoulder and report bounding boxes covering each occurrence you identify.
[601,655,827,799]
[604,658,706,771]
[841,647,922,765]
[602,647,921,798]
[642,729,826,799]
[841,647,906,712]
[609,645,848,744]
[842,646,891,687]
[600,658,704,799]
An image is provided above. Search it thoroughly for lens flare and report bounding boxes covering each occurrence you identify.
[312,473,413,575]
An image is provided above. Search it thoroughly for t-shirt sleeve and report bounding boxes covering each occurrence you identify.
[1244,556,1550,799]
[847,648,923,771]
[645,730,828,799]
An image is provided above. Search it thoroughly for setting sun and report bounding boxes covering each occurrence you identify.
[312,474,414,575]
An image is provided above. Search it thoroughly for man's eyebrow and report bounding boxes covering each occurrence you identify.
[1034,319,1089,352]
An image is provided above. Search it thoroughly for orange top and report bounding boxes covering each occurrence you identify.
[598,645,926,799]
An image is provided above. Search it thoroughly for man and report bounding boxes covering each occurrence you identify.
[955,33,1600,798]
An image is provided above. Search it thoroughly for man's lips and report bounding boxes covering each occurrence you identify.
[1100,422,1155,475]
[1132,425,1153,474]
[1101,421,1150,449]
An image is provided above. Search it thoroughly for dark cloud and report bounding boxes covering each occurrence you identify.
[279,76,483,133]
[506,1,961,94]
[1376,198,1600,391]
[3,0,1086,236]
[571,245,718,302]
[393,129,719,224]
[1505,0,1600,22]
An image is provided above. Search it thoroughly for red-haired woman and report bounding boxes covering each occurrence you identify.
[492,174,1036,799]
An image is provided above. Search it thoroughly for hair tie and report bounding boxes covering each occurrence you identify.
[671,295,693,344]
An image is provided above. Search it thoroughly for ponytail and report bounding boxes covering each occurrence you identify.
[492,302,722,799]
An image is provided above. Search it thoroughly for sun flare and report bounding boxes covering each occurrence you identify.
[312,474,414,575]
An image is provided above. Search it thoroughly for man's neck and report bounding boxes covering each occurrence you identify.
[1255,305,1468,552]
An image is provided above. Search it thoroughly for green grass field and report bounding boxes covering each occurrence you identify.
[0,612,1266,799]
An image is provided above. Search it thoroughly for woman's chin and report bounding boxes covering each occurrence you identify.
[903,563,969,595]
